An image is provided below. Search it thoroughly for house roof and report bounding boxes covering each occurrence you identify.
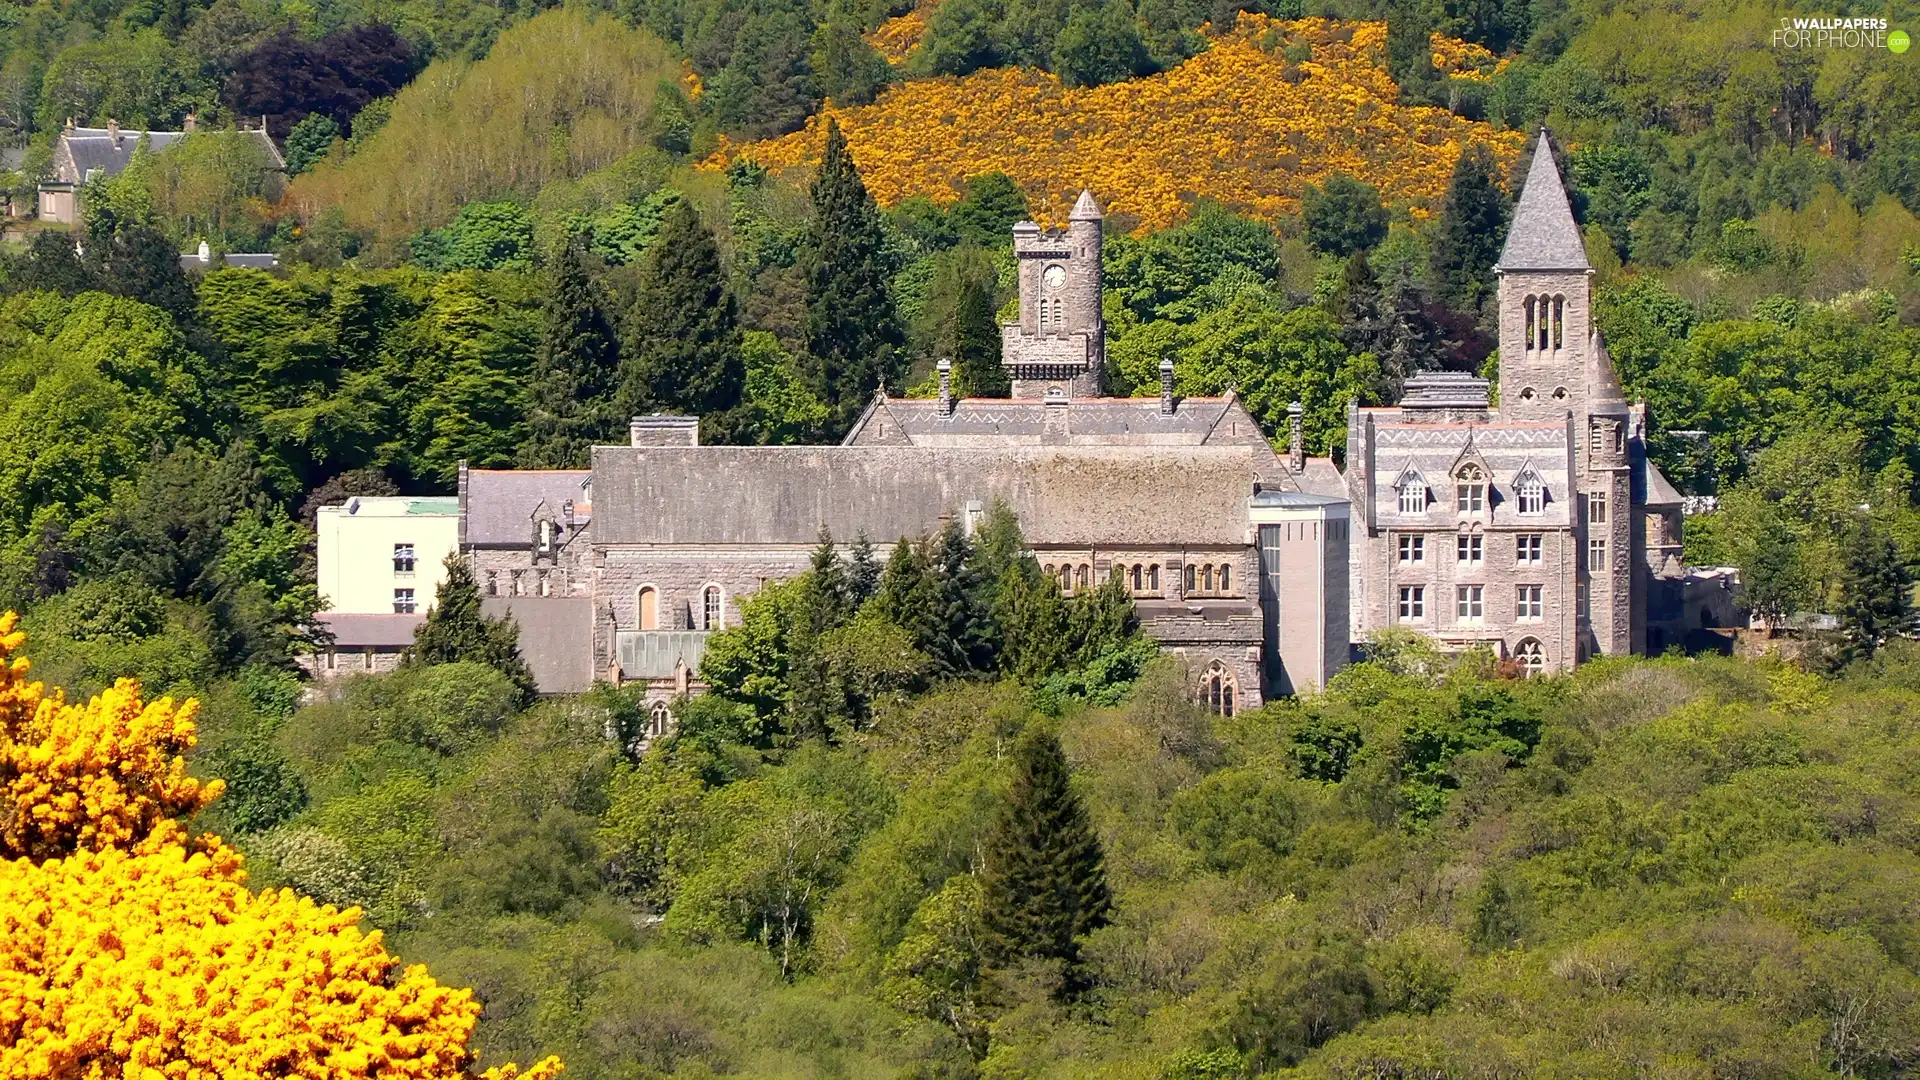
[1638,456,1684,506]
[482,597,595,693]
[318,613,423,648]
[464,469,591,545]
[589,444,1269,548]
[54,125,283,184]
[1496,130,1590,272]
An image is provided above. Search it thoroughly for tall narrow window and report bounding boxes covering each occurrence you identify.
[648,700,673,739]
[702,585,723,630]
[538,519,555,554]
[1202,565,1216,594]
[1552,296,1565,350]
[1129,564,1142,592]
[1219,564,1231,593]
[1199,661,1238,717]
[1059,564,1073,592]
[393,543,415,574]
[1076,564,1089,591]
[1588,537,1608,571]
[637,586,658,631]
[510,570,523,597]
[485,571,498,596]
[1588,492,1608,525]
[1183,564,1196,594]
[1148,565,1160,592]
[1524,296,1536,352]
[537,570,551,597]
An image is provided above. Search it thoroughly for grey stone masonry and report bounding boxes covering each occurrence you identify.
[1004,190,1105,398]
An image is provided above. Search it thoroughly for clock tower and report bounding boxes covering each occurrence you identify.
[1002,189,1105,398]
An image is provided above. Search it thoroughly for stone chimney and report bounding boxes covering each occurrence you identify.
[1159,357,1176,415]
[1287,401,1305,472]
[630,414,700,447]
[937,358,954,416]
[456,460,470,548]
[183,112,196,133]
[106,118,120,146]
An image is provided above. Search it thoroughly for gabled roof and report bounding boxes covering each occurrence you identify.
[465,469,591,545]
[1448,430,1490,477]
[1511,458,1546,490]
[54,125,283,184]
[1496,130,1590,272]
[1390,460,1428,489]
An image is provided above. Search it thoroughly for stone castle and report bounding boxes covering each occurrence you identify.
[310,130,1687,714]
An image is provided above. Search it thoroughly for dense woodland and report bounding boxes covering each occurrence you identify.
[0,0,1918,1074]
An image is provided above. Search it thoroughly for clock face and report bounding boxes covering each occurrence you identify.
[1042,264,1066,290]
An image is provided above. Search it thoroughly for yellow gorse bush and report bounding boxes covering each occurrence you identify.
[0,613,562,1080]
[727,15,1522,229]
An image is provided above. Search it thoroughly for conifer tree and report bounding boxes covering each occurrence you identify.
[847,531,880,608]
[876,536,939,654]
[996,563,1072,680]
[927,520,991,673]
[1333,250,1386,357]
[1428,143,1510,311]
[520,235,620,468]
[980,724,1112,997]
[1069,570,1140,664]
[947,272,1009,398]
[404,555,536,702]
[1836,519,1913,662]
[620,201,745,434]
[786,530,852,740]
[803,119,905,432]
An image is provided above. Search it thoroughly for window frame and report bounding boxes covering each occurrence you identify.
[1516,584,1543,621]
[1397,585,1426,621]
[1455,584,1484,623]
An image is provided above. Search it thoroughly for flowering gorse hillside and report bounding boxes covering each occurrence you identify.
[721,16,1523,229]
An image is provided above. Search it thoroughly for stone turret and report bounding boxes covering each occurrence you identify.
[1003,190,1106,398]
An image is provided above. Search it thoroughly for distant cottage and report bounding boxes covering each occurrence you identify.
[38,116,284,225]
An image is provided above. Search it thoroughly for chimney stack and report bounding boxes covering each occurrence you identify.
[183,112,196,133]
[937,358,954,416]
[1159,357,1176,415]
[1287,401,1305,472]
[106,118,120,145]
[630,414,701,447]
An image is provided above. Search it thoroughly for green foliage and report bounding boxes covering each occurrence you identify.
[284,113,341,177]
[1052,2,1157,89]
[618,200,745,435]
[1427,142,1509,311]
[979,724,1112,995]
[404,555,536,703]
[1302,174,1390,258]
[411,201,536,272]
[518,235,622,467]
[803,120,905,433]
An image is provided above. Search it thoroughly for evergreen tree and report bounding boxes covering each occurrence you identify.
[1302,174,1389,258]
[620,201,745,435]
[520,235,621,468]
[404,554,536,703]
[803,120,905,432]
[996,563,1072,680]
[947,271,1009,398]
[1333,250,1387,356]
[1378,264,1446,391]
[948,172,1030,247]
[12,229,93,295]
[87,221,196,321]
[1836,519,1913,662]
[927,520,992,672]
[979,724,1113,997]
[1386,9,1444,107]
[847,531,881,608]
[1069,570,1139,664]
[1427,143,1510,311]
[786,529,856,738]
[876,536,940,653]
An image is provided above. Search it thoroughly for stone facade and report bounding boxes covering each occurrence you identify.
[1341,131,1684,672]
[1002,190,1106,398]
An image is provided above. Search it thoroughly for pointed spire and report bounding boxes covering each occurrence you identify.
[1070,189,1103,221]
[1588,328,1627,409]
[1496,129,1589,272]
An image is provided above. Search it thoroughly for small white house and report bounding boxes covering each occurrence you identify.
[315,495,461,616]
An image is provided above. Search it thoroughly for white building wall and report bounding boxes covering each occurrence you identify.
[316,497,460,614]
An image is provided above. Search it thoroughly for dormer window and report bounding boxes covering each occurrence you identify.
[1399,483,1425,514]
[1514,464,1546,515]
[1455,464,1485,513]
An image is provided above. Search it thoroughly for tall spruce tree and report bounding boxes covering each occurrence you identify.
[947,271,1009,398]
[876,536,940,652]
[996,563,1072,680]
[404,554,536,702]
[1835,519,1913,662]
[847,531,880,608]
[786,530,854,739]
[927,520,993,673]
[980,724,1113,997]
[803,120,905,431]
[620,201,745,435]
[1427,142,1510,312]
[519,235,620,467]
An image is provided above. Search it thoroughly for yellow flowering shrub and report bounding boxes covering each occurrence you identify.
[1430,33,1509,81]
[715,16,1523,229]
[866,1,935,65]
[0,613,219,861]
[0,615,563,1080]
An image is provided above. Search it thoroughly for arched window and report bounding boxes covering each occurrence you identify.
[1551,296,1565,350]
[1514,638,1545,676]
[1202,565,1216,594]
[1455,464,1485,513]
[648,700,673,739]
[1129,564,1142,592]
[1219,564,1231,593]
[1199,660,1238,716]
[1183,564,1196,594]
[1075,564,1089,591]
[702,585,723,630]
[1147,565,1160,592]
[1399,482,1426,515]
[1524,296,1537,352]
[1059,564,1073,592]
[637,586,658,631]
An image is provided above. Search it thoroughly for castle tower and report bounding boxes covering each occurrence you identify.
[1494,131,1593,423]
[1581,334,1634,659]
[1003,189,1106,398]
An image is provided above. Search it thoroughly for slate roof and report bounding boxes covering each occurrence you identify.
[589,444,1269,548]
[1637,456,1684,507]
[52,126,282,184]
[849,395,1273,449]
[1071,189,1103,220]
[483,597,595,693]
[464,469,591,546]
[1362,420,1577,528]
[1496,130,1590,272]
[318,613,423,648]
